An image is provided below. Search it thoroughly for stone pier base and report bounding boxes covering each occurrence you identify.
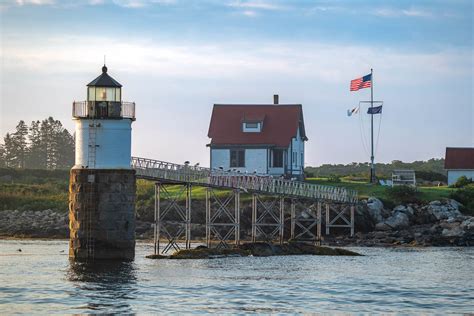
[69,169,136,261]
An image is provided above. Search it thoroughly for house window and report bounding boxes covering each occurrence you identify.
[230,149,245,167]
[293,152,297,165]
[242,122,262,132]
[272,149,284,168]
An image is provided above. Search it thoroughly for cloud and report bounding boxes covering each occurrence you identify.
[372,7,433,18]
[15,0,54,5]
[2,35,470,86]
[241,10,257,17]
[112,0,175,8]
[227,0,286,11]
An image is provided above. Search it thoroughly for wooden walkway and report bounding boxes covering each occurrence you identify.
[131,156,358,254]
[132,157,358,204]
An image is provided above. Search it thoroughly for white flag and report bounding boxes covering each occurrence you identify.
[347,106,360,117]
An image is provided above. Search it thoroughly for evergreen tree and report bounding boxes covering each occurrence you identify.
[12,120,29,168]
[40,117,54,169]
[3,133,16,167]
[56,129,75,169]
[27,120,45,168]
[0,144,5,168]
[1,117,75,170]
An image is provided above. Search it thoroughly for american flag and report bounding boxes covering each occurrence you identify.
[350,73,372,91]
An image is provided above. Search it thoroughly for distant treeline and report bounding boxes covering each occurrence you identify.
[305,159,446,181]
[0,117,74,170]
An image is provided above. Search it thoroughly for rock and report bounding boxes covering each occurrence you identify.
[448,199,463,209]
[354,205,376,232]
[384,211,410,230]
[393,205,415,217]
[375,222,392,231]
[425,201,462,221]
[366,197,384,223]
[442,226,465,238]
[165,243,362,259]
[461,218,474,230]
[239,242,273,256]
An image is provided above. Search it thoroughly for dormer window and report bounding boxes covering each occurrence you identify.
[243,121,262,132]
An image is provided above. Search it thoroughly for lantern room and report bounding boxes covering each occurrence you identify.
[87,65,122,102]
[72,65,135,120]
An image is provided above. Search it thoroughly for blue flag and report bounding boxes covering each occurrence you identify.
[367,105,382,114]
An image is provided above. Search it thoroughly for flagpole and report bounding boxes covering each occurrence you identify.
[370,68,375,184]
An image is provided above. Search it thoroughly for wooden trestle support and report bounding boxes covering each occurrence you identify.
[153,182,355,255]
[251,194,284,244]
[206,188,240,249]
[153,182,192,255]
[290,200,322,245]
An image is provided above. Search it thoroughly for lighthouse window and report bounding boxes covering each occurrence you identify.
[106,88,115,101]
[95,88,106,101]
[88,87,96,101]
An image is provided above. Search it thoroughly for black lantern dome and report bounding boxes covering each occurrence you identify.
[87,65,122,88]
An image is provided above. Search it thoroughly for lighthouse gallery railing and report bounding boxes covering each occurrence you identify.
[72,101,135,120]
[131,157,358,204]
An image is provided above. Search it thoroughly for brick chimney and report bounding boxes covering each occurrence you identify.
[273,94,279,105]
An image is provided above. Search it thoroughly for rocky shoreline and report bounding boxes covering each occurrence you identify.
[0,198,472,247]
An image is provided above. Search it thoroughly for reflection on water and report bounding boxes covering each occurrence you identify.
[67,260,137,314]
[0,240,473,314]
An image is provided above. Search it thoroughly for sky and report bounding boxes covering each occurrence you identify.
[0,0,473,167]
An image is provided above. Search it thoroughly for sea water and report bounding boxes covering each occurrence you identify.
[0,240,473,314]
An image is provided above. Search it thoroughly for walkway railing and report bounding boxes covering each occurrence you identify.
[132,157,358,204]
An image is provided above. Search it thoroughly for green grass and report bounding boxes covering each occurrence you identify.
[305,177,454,205]
[0,169,457,213]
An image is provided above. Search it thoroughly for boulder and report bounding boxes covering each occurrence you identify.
[426,201,462,220]
[354,205,376,232]
[442,225,465,238]
[448,199,463,210]
[375,222,392,231]
[366,197,385,223]
[384,211,410,230]
[461,218,474,230]
[393,205,415,217]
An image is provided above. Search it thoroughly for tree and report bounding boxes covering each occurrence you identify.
[2,117,75,170]
[11,120,29,168]
[3,133,16,167]
[0,144,5,168]
[55,128,75,169]
[26,120,46,169]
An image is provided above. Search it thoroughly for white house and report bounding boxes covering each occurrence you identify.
[207,95,308,179]
[445,147,474,185]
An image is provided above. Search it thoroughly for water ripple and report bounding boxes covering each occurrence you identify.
[0,241,473,314]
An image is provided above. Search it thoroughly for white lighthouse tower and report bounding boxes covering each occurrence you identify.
[69,65,136,261]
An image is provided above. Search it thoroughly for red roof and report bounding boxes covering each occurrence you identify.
[445,147,474,169]
[208,104,307,147]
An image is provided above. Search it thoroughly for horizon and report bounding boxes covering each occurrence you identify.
[1,0,473,168]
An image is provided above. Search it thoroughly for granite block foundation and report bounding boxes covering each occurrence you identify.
[69,169,136,261]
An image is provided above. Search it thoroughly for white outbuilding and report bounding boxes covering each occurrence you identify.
[207,95,308,179]
[445,147,474,186]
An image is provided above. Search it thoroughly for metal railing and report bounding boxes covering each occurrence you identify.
[132,157,358,204]
[72,101,136,120]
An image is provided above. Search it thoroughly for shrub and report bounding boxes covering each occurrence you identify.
[415,170,447,182]
[386,185,419,204]
[450,184,474,215]
[328,174,341,183]
[450,176,473,188]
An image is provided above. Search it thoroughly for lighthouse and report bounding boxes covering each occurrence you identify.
[69,65,136,261]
